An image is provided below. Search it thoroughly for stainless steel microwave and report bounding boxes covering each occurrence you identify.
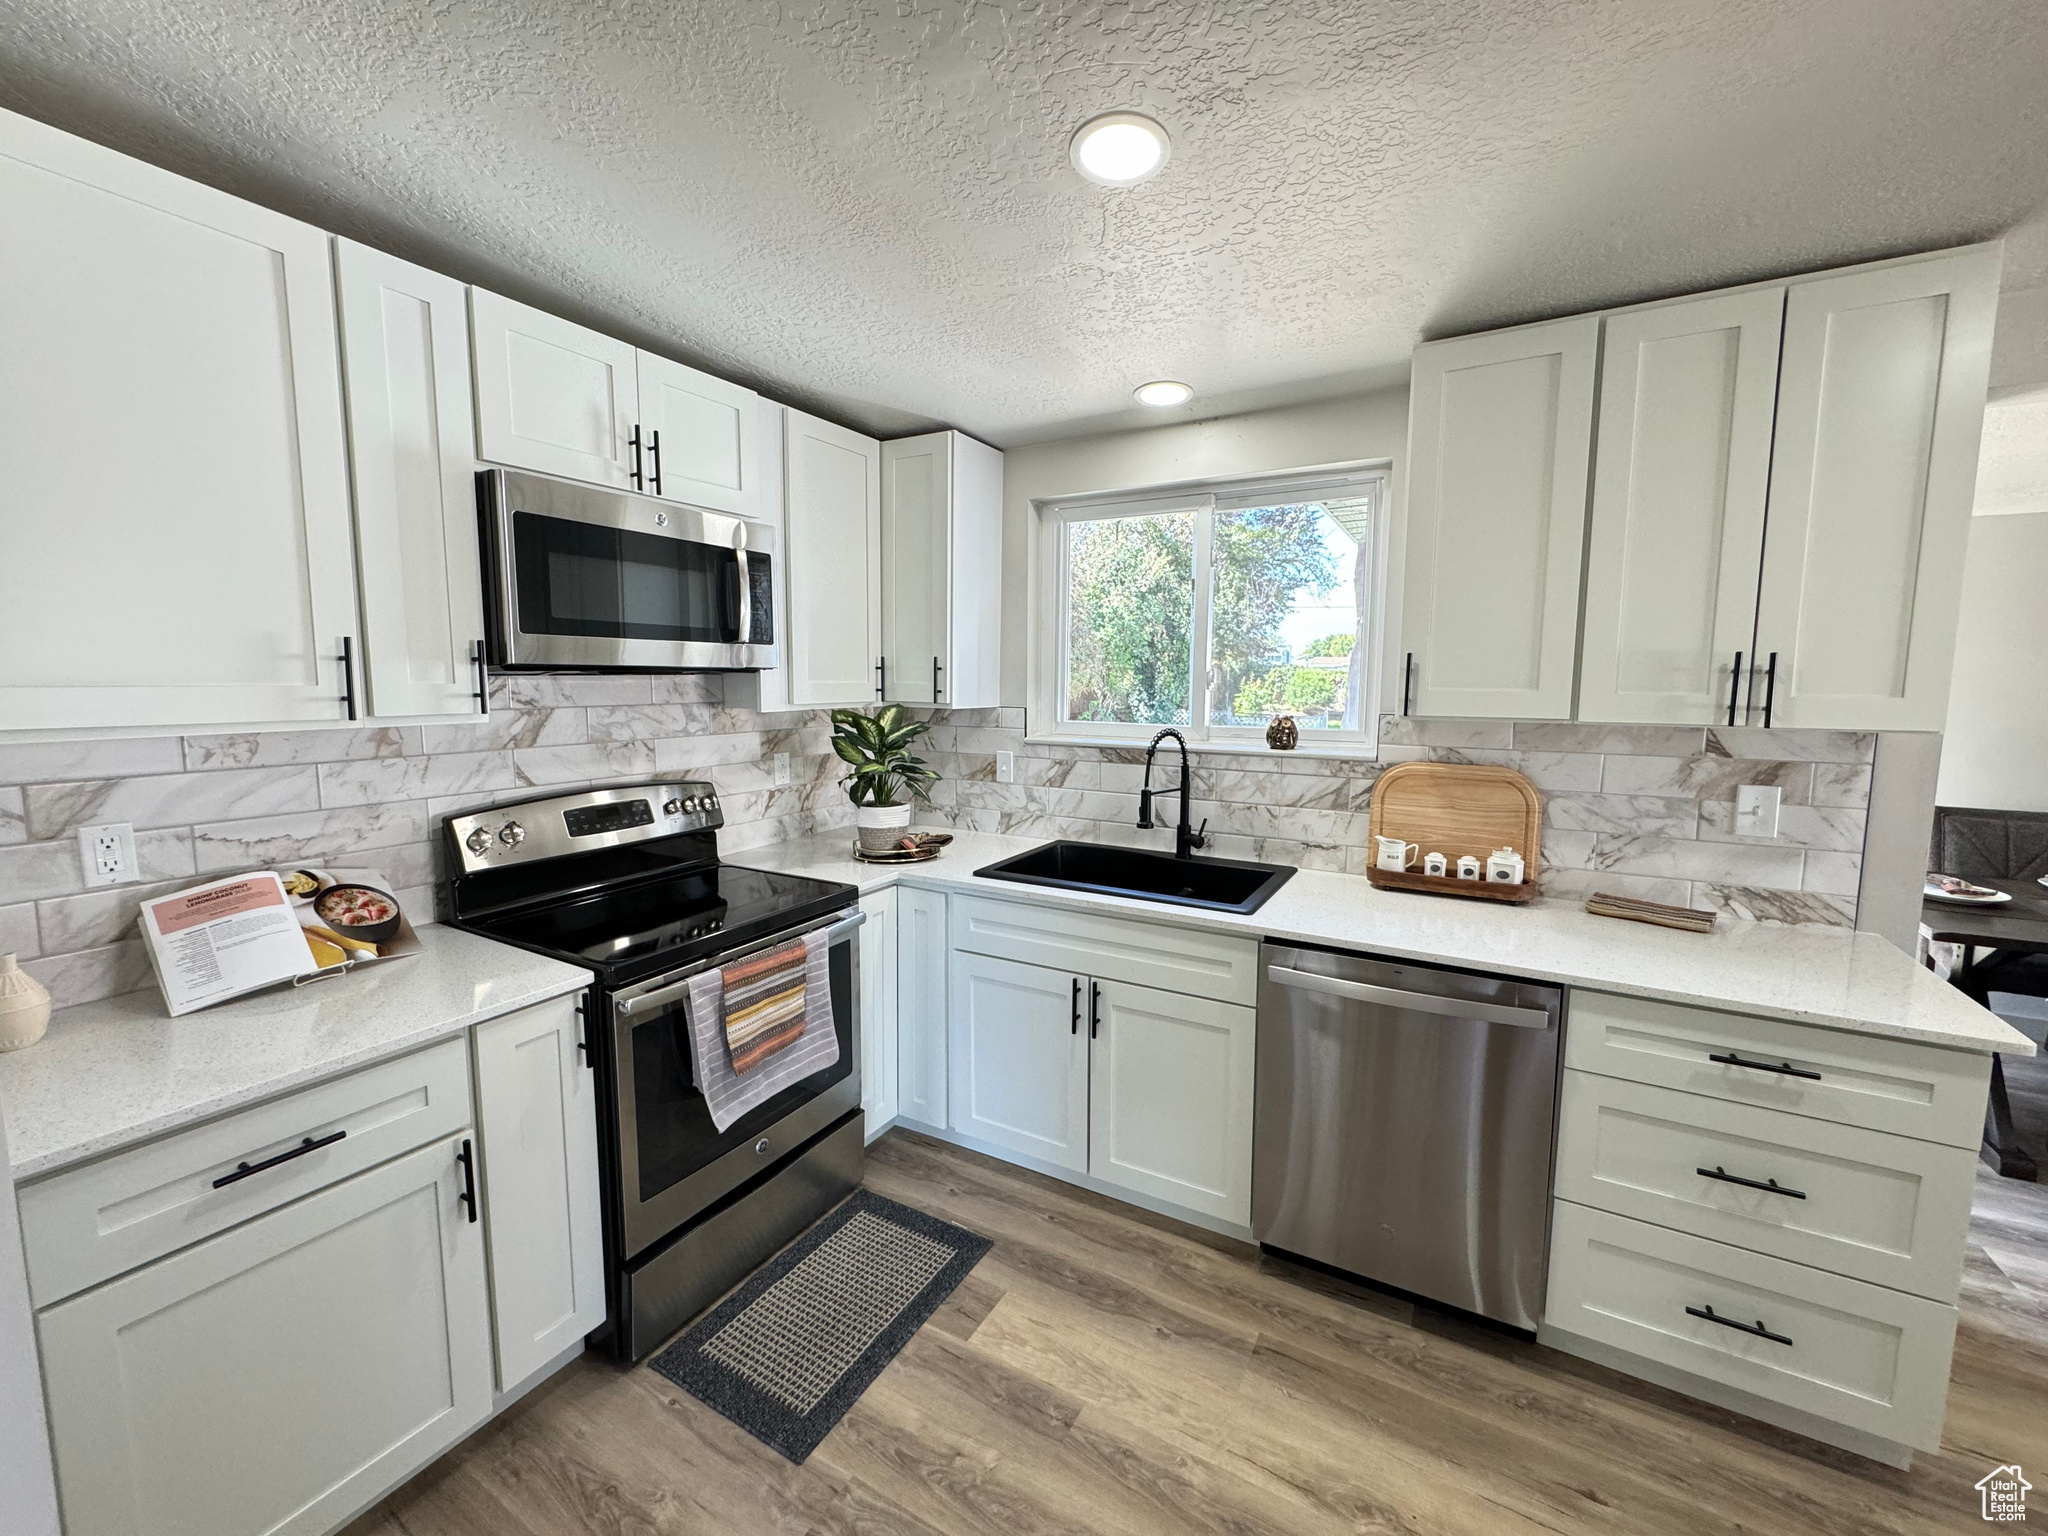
[479,468,778,671]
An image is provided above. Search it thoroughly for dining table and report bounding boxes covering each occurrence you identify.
[1922,875,2048,1180]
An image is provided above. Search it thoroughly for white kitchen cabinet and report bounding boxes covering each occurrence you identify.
[1577,290,1784,725]
[896,886,950,1131]
[336,241,489,721]
[472,996,605,1392]
[470,289,640,489]
[880,431,1005,707]
[859,889,899,1136]
[1752,247,2000,731]
[37,1134,492,1536]
[723,402,793,715]
[948,950,1089,1173]
[1088,978,1254,1225]
[0,107,360,735]
[637,352,761,515]
[783,409,883,708]
[1398,315,1599,720]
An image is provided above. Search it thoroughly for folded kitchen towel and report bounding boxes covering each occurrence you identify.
[684,930,840,1133]
[721,939,810,1074]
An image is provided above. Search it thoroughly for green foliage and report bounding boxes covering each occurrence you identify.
[828,704,940,807]
[1301,632,1355,659]
[1231,663,1343,720]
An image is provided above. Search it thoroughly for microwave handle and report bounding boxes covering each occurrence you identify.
[613,908,866,1020]
[734,543,753,647]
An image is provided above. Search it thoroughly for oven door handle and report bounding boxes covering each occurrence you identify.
[613,908,866,1020]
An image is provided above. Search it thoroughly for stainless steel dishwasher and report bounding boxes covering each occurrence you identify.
[1253,940,1564,1331]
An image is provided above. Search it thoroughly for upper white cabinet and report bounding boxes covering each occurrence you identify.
[783,409,883,708]
[1753,248,2000,731]
[1577,289,1783,725]
[470,290,640,489]
[638,352,761,515]
[336,241,488,721]
[0,107,360,735]
[1399,316,1600,720]
[880,431,1005,708]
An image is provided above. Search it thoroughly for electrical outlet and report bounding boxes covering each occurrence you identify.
[995,751,1016,784]
[773,752,791,788]
[77,822,139,887]
[1735,784,1782,838]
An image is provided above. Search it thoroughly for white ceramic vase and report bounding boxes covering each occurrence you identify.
[0,954,52,1052]
[854,802,913,853]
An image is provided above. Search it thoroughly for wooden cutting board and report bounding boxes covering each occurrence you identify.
[1365,761,1542,902]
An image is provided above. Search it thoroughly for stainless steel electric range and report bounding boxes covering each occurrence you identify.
[443,782,864,1361]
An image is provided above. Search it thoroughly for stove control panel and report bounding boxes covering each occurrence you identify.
[443,781,723,874]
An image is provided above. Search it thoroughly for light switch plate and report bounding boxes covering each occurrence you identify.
[995,751,1016,783]
[1735,784,1782,838]
[77,822,139,887]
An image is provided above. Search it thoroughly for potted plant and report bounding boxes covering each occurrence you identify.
[829,704,942,852]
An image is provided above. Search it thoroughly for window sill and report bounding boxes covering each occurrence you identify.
[1024,733,1381,762]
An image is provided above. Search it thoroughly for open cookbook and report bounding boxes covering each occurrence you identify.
[136,867,420,1016]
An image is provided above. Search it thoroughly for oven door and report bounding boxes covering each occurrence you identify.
[482,467,777,670]
[608,907,862,1260]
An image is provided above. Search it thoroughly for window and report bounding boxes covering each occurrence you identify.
[1044,469,1385,747]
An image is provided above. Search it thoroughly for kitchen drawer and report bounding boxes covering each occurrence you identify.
[950,893,1258,1005]
[1555,1071,1976,1300]
[18,1038,472,1308]
[1546,1201,1957,1452]
[1565,990,1989,1148]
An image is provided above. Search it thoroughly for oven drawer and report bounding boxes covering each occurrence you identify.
[1564,990,1989,1147]
[1554,1071,1976,1300]
[1546,1201,1957,1451]
[950,893,1258,1005]
[18,1038,473,1307]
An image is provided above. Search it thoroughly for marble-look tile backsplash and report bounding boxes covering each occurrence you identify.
[0,675,852,1011]
[910,712,1874,929]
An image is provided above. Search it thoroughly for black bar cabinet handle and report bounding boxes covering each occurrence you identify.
[575,998,592,1066]
[1686,1303,1792,1347]
[1070,976,1080,1036]
[1697,1165,1807,1200]
[1402,652,1414,716]
[875,657,885,700]
[1727,650,1744,727]
[213,1129,346,1189]
[471,639,489,716]
[1090,982,1102,1039]
[1762,651,1778,729]
[1708,1050,1821,1082]
[628,425,644,490]
[933,656,943,702]
[457,1138,478,1223]
[648,427,663,496]
[337,636,358,721]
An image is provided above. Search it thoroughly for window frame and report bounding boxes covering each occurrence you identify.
[1036,466,1390,752]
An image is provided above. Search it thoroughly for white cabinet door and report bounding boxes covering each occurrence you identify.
[1088,979,1254,1224]
[472,996,604,1392]
[1753,246,2000,730]
[335,241,488,721]
[784,409,881,707]
[1577,290,1784,724]
[0,108,359,734]
[858,889,899,1135]
[637,352,760,515]
[896,886,949,1130]
[722,402,792,715]
[947,950,1088,1173]
[881,432,950,706]
[1399,315,1599,719]
[470,289,639,489]
[37,1134,492,1536]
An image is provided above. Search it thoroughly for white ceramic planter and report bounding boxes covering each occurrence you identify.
[0,954,52,1052]
[853,802,913,853]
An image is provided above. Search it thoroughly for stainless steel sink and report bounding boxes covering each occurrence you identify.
[972,840,1295,914]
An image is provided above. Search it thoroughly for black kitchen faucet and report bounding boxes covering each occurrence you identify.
[1136,728,1208,860]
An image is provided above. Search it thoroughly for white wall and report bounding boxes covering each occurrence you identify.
[0,1106,62,1536]
[1938,510,2048,811]
[999,388,1411,707]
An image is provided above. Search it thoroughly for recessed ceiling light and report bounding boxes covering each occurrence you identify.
[1070,112,1171,187]
[1133,380,1193,408]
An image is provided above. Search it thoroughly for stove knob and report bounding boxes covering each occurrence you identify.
[704,793,720,810]
[464,827,493,856]
[681,796,699,813]
[663,798,683,816]
[498,821,525,847]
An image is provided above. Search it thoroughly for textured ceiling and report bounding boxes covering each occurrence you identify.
[2,1,2046,446]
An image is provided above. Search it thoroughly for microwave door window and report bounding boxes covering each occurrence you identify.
[513,511,740,643]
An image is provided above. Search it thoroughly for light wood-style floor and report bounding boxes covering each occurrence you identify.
[345,1130,2048,1536]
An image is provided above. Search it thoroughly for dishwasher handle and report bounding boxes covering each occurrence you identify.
[1265,964,1552,1030]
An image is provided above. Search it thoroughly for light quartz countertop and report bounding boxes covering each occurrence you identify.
[735,829,2035,1058]
[1,924,591,1181]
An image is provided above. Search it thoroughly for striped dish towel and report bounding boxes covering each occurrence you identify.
[721,939,810,1074]
[683,930,840,1133]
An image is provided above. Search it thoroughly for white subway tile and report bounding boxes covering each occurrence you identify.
[183,727,418,770]
[26,766,319,839]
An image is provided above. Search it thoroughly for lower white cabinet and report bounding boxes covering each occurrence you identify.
[948,950,1090,1173]
[858,890,899,1134]
[37,1134,493,1536]
[472,995,606,1391]
[896,886,949,1131]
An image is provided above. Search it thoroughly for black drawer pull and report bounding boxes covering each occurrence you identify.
[1698,1165,1806,1200]
[212,1129,346,1189]
[1686,1303,1792,1346]
[1708,1051,1821,1081]
[457,1138,478,1223]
